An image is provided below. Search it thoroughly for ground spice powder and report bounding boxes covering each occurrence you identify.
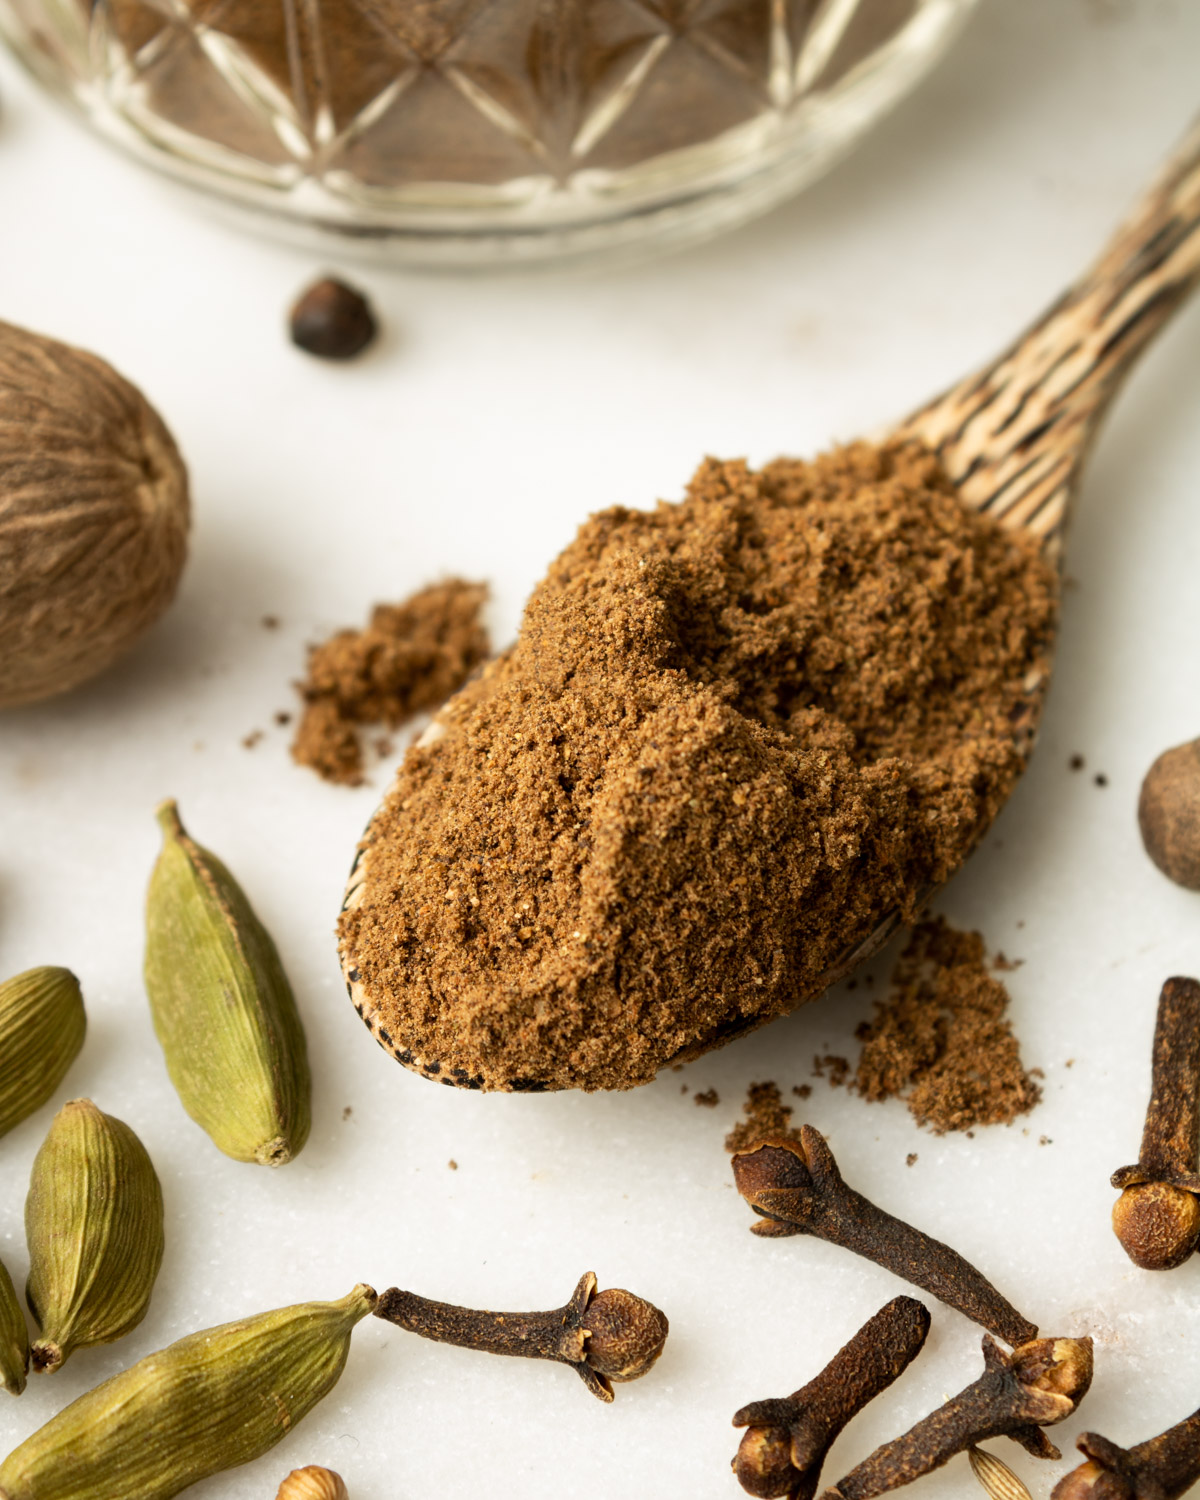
[339,442,1056,1092]
[853,917,1042,1133]
[292,578,489,785]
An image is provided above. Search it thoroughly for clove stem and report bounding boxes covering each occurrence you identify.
[824,1335,1094,1500]
[733,1127,1038,1346]
[374,1271,668,1403]
[1111,977,1200,1270]
[733,1295,931,1500]
[1053,1407,1200,1500]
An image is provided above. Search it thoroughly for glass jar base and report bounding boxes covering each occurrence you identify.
[0,0,978,270]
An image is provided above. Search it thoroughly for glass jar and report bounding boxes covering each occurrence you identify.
[0,0,978,267]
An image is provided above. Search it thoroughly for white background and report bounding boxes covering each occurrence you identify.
[2,1,1200,1496]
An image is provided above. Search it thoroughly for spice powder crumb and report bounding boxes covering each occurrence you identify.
[724,1082,803,1153]
[292,578,489,786]
[852,916,1042,1133]
[814,1053,851,1087]
[339,442,1056,1092]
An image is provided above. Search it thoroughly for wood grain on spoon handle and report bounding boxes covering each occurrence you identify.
[896,113,1200,552]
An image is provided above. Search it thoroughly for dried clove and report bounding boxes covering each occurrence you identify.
[289,277,377,361]
[1111,977,1200,1269]
[373,1271,667,1402]
[823,1334,1094,1500]
[732,1295,930,1500]
[1052,1404,1200,1500]
[732,1127,1038,1346]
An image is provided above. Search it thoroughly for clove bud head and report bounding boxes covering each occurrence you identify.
[734,1422,801,1499]
[1051,1460,1122,1500]
[1009,1336,1094,1417]
[1111,1181,1200,1271]
[583,1288,669,1383]
[731,1135,824,1235]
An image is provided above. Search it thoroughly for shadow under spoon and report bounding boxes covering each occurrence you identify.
[341,115,1200,1091]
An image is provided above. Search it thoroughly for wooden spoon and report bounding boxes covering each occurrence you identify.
[341,117,1200,1090]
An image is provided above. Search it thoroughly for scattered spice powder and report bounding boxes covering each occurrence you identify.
[693,1088,720,1108]
[814,1053,851,1087]
[292,578,489,786]
[339,443,1056,1092]
[724,1082,803,1154]
[851,917,1042,1134]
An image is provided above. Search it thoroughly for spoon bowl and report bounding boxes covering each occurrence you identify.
[341,117,1200,1090]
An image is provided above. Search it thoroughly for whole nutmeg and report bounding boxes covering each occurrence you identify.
[1139,737,1200,889]
[276,1466,349,1500]
[0,319,189,709]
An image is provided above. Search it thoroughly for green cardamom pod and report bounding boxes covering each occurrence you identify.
[0,1256,28,1397]
[0,1284,376,1500]
[144,800,311,1166]
[0,968,86,1139]
[25,1099,164,1374]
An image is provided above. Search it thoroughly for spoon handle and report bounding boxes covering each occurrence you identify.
[897,113,1200,555]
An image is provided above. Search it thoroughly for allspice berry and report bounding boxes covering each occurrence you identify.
[0,320,189,710]
[1138,737,1200,890]
[276,1466,349,1500]
[289,278,377,361]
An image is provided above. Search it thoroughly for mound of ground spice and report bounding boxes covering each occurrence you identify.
[853,917,1042,1133]
[338,442,1056,1092]
[292,578,488,785]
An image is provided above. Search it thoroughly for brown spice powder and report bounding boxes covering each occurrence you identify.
[813,1053,851,1087]
[339,442,1056,1092]
[292,578,488,785]
[853,916,1042,1133]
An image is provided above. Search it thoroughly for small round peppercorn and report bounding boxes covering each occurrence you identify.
[1138,737,1200,890]
[289,277,378,361]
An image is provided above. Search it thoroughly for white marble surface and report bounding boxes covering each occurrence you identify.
[2,2,1200,1497]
